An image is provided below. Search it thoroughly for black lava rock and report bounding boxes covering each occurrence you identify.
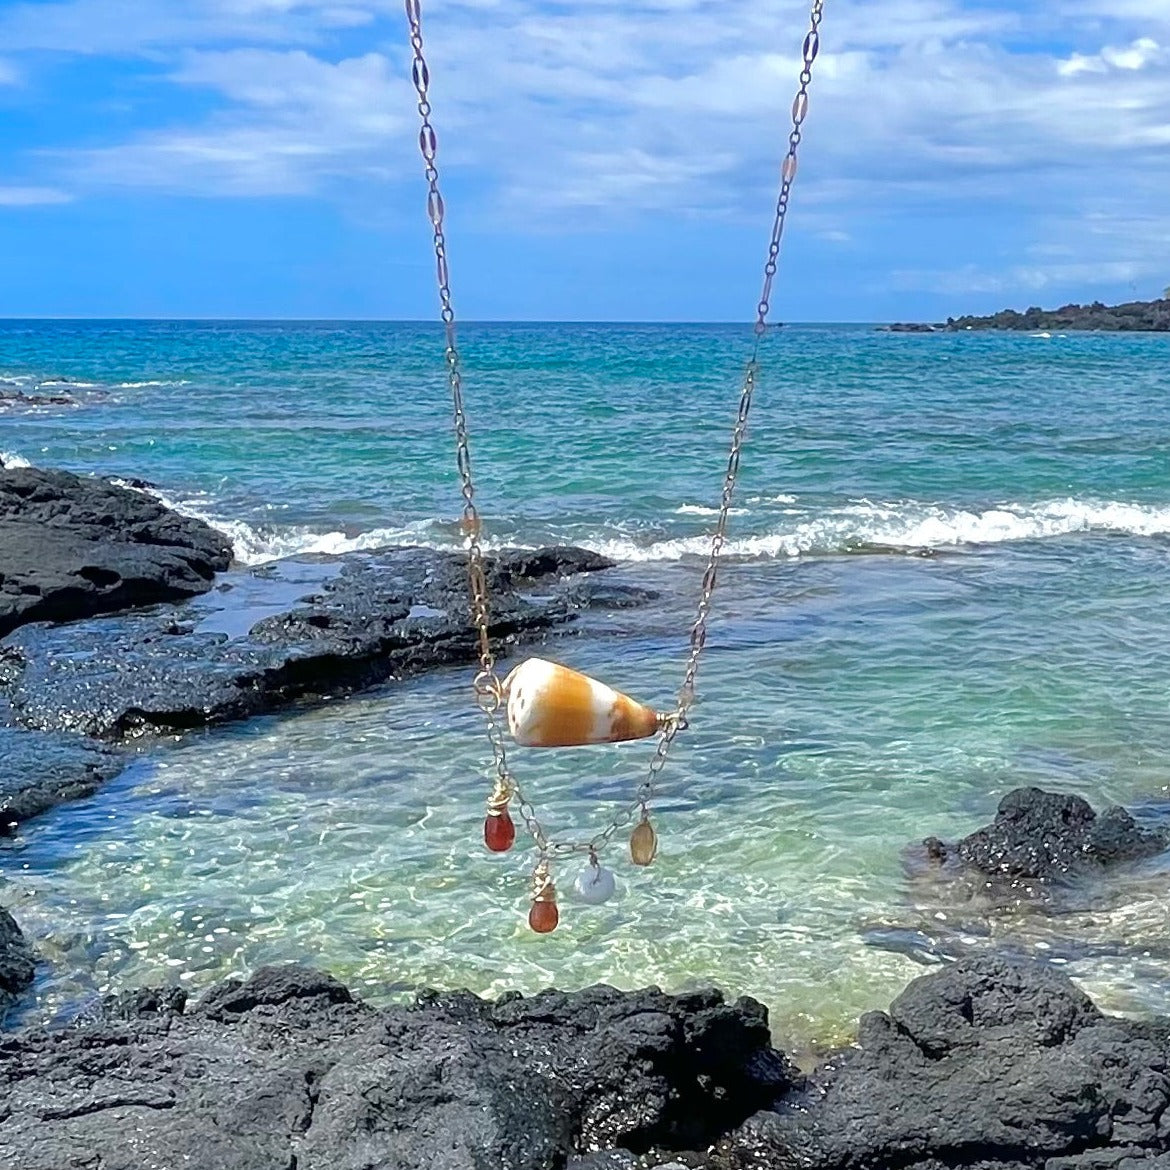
[0,908,35,1020]
[489,546,616,587]
[0,725,125,833]
[955,787,1168,880]
[0,546,620,741]
[0,464,232,636]
[716,956,1170,1170]
[948,297,1170,333]
[0,964,793,1170]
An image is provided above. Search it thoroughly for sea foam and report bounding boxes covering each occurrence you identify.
[586,498,1170,562]
[149,490,1170,568]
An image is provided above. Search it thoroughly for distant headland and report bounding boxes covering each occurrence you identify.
[881,294,1170,333]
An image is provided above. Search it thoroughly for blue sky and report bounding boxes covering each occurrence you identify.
[0,0,1168,321]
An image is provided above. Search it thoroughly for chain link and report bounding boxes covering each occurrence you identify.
[405,0,521,825]
[630,0,826,822]
[406,0,823,864]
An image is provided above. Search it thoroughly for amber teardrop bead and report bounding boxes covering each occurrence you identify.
[630,818,657,866]
[528,897,559,934]
[483,809,516,853]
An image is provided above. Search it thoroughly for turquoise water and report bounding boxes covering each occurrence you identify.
[4,320,1170,1049]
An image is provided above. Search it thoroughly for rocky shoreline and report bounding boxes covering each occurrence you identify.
[0,461,631,834]
[880,295,1170,333]
[4,460,1170,1167]
[3,781,1169,1167]
[2,948,1170,1169]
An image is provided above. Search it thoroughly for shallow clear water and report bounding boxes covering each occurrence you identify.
[3,321,1170,1049]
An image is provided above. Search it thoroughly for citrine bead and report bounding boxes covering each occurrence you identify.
[528,896,559,933]
[630,818,657,866]
[483,809,515,853]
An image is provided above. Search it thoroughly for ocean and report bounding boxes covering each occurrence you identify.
[3,319,1170,1051]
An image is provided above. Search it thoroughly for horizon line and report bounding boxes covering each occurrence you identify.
[0,316,899,326]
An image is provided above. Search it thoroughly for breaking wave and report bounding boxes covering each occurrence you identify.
[112,380,191,389]
[585,499,1170,562]
[674,503,749,517]
[147,490,1170,568]
[1,371,188,394]
[142,489,449,566]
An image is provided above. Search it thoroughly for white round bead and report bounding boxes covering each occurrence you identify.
[573,864,616,905]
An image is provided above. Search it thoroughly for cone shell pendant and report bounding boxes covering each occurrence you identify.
[503,658,661,748]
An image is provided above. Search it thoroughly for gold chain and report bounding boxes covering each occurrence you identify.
[404,0,527,838]
[405,0,824,864]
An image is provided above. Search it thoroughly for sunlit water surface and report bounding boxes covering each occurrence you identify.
[3,322,1170,1049]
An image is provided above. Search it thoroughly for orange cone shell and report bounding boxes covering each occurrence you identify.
[503,658,660,748]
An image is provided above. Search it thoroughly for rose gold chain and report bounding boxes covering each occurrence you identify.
[404,0,824,863]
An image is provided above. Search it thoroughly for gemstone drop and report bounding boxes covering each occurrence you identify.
[528,896,559,933]
[483,809,515,853]
[630,819,658,866]
[574,864,615,905]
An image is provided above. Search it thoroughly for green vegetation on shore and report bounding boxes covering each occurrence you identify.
[884,294,1170,333]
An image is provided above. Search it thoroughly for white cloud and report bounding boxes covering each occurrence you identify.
[1058,0,1170,29]
[1103,36,1163,69]
[0,0,377,52]
[1059,36,1163,75]
[73,50,409,195]
[0,186,73,205]
[6,1,1169,209]
[2,0,1170,305]
[387,1,1170,219]
[0,58,19,84]
[891,259,1153,298]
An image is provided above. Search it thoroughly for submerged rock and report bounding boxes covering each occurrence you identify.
[0,546,620,741]
[0,964,792,1169]
[0,390,76,408]
[0,908,35,1020]
[0,464,232,637]
[878,321,945,333]
[0,726,125,833]
[861,789,1170,975]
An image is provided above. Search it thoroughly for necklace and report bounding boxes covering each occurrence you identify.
[404,0,824,932]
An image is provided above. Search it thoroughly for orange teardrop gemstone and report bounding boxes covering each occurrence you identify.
[630,819,658,866]
[528,898,559,933]
[483,809,515,853]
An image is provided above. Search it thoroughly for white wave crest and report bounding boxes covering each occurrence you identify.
[146,489,467,566]
[675,503,749,517]
[581,499,1170,562]
[219,520,454,565]
[114,380,191,389]
[141,487,1170,569]
[0,450,32,468]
